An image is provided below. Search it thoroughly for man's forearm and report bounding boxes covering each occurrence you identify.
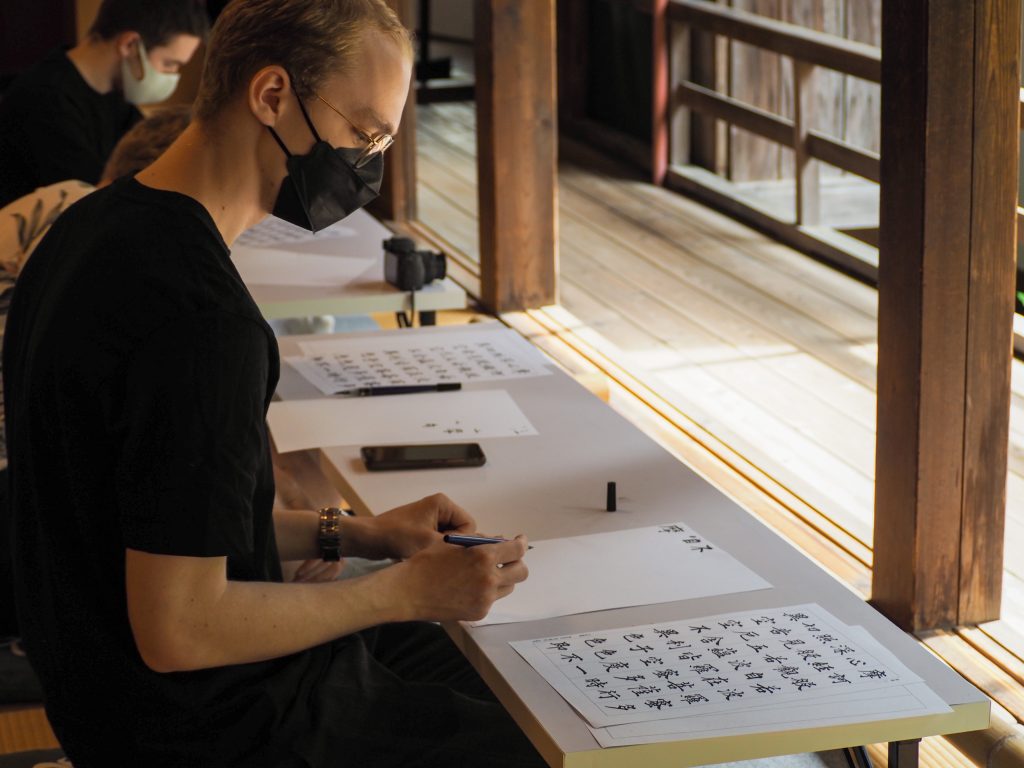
[127,549,413,673]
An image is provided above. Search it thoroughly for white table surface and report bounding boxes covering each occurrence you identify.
[235,209,466,319]
[274,323,989,768]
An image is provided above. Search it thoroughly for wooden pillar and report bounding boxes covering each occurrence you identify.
[689,27,722,175]
[872,0,1020,631]
[474,0,558,312]
[652,0,670,185]
[792,61,820,226]
[370,0,418,223]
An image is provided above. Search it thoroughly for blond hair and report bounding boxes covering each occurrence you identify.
[194,0,413,122]
[101,106,192,182]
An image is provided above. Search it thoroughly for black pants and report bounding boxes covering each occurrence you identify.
[283,622,547,768]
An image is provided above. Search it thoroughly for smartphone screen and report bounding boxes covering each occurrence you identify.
[360,443,486,471]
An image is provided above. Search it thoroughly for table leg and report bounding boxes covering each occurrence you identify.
[844,745,874,768]
[888,739,921,768]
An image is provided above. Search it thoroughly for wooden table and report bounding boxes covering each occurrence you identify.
[274,323,989,768]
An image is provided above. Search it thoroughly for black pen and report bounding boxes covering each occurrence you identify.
[338,383,462,397]
[444,534,533,550]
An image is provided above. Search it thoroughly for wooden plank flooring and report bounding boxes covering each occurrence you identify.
[414,101,1024,648]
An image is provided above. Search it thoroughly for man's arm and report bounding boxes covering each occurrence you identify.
[127,495,529,673]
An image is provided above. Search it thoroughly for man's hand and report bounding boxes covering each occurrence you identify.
[387,535,530,622]
[350,493,474,560]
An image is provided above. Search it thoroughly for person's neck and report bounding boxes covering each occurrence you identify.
[136,118,272,246]
[66,38,120,95]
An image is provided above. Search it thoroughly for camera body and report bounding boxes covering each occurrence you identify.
[382,236,446,291]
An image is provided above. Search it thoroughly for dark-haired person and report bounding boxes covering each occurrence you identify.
[3,1,543,766]
[0,0,208,207]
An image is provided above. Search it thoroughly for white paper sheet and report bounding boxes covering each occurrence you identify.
[474,522,770,626]
[510,604,925,729]
[590,683,951,746]
[235,216,361,247]
[267,389,537,453]
[289,327,554,395]
[231,248,375,287]
[587,624,950,745]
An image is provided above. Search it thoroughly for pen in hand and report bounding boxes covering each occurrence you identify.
[443,533,533,550]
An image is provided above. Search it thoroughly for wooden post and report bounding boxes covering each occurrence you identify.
[669,23,691,171]
[689,27,722,174]
[475,0,558,312]
[872,0,1020,631]
[370,0,418,223]
[652,0,670,185]
[793,61,820,226]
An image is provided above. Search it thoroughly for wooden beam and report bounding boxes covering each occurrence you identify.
[668,0,881,83]
[872,0,1019,631]
[370,0,418,223]
[805,132,880,183]
[652,0,670,184]
[474,0,558,312]
[676,81,793,148]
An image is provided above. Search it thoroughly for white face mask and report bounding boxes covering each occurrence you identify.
[120,39,180,105]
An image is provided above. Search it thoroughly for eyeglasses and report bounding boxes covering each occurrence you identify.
[316,93,394,168]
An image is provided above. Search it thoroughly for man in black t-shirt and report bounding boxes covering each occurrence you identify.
[0,0,208,207]
[3,1,541,766]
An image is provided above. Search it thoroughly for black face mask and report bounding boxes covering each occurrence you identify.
[267,93,383,233]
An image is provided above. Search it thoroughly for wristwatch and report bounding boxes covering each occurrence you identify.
[318,506,354,562]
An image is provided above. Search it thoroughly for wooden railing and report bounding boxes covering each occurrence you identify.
[656,0,882,249]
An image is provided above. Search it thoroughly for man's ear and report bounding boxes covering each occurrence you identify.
[249,66,290,128]
[114,31,141,59]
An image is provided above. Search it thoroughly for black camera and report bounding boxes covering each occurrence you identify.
[382,237,446,291]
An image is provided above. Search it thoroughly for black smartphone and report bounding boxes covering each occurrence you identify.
[360,443,486,471]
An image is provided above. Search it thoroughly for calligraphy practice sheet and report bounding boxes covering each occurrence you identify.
[474,522,770,626]
[267,389,537,453]
[591,683,951,746]
[511,604,934,730]
[588,625,950,746]
[289,327,553,395]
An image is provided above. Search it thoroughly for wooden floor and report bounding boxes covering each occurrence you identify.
[414,101,1024,650]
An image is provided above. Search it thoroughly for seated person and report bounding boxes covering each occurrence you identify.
[2,1,542,766]
[0,0,208,207]
[0,106,192,646]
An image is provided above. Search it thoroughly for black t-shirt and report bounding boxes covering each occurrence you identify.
[2,178,328,766]
[0,48,142,207]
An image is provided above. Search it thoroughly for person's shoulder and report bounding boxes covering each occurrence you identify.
[87,179,257,311]
[0,180,97,276]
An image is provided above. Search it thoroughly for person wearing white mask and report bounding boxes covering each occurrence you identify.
[0,0,209,207]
